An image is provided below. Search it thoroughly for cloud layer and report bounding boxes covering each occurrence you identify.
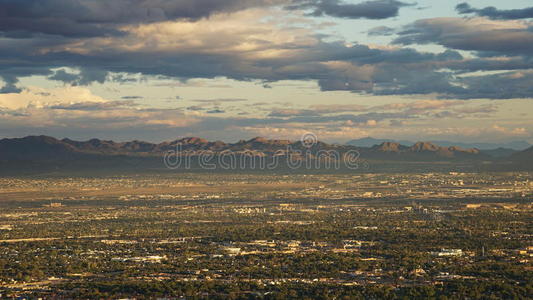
[288,0,412,19]
[456,3,533,20]
[0,1,532,143]
[394,17,533,55]
[0,1,532,100]
[0,0,285,37]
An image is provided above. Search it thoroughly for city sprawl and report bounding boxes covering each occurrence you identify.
[0,172,532,299]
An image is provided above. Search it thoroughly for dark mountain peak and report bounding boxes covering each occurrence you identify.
[212,140,227,146]
[353,137,380,143]
[231,137,293,152]
[121,140,156,152]
[448,145,465,151]
[348,137,531,151]
[21,135,62,144]
[410,142,440,152]
[86,138,106,146]
[247,137,292,146]
[74,138,119,151]
[123,140,153,146]
[0,135,78,160]
[249,137,269,143]
[372,142,404,152]
[448,146,480,154]
[347,137,414,148]
[178,137,208,145]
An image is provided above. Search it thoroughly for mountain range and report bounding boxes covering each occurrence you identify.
[0,135,490,159]
[0,135,531,174]
[347,137,532,151]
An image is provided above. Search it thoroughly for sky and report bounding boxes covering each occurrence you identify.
[0,0,532,143]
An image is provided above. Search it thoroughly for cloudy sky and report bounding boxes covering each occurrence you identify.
[0,0,532,143]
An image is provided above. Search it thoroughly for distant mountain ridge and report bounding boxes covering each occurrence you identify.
[509,146,533,169]
[360,141,485,161]
[0,135,485,159]
[347,137,531,150]
[0,135,343,160]
[0,135,531,174]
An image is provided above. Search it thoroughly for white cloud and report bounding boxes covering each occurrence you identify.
[0,86,107,110]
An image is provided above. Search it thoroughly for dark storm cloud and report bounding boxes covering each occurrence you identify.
[372,68,533,100]
[0,0,284,37]
[393,18,533,56]
[47,68,109,85]
[452,72,533,100]
[385,16,533,98]
[366,68,465,97]
[0,75,22,93]
[288,0,413,19]
[368,61,533,100]
[456,3,533,20]
[0,83,22,94]
[0,2,531,100]
[0,0,414,39]
[1,33,527,99]
[444,56,533,73]
[48,69,80,84]
[0,66,55,93]
[356,48,462,64]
